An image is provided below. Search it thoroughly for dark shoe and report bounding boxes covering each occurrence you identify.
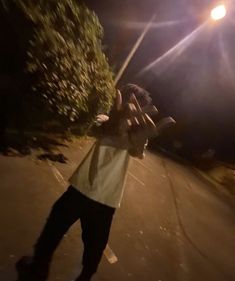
[75,277,91,281]
[15,256,33,281]
[74,270,93,281]
[16,256,49,281]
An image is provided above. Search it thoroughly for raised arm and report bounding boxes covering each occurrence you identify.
[95,89,176,159]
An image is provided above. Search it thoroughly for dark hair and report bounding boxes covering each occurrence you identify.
[120,84,152,107]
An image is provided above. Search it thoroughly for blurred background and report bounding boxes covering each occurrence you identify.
[84,0,235,164]
[0,2,235,281]
[0,0,235,164]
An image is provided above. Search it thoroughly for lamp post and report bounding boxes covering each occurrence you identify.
[114,14,156,85]
[114,4,227,85]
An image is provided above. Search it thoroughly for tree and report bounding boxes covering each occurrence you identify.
[14,0,116,125]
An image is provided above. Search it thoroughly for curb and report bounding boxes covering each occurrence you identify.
[192,168,235,208]
[154,147,234,206]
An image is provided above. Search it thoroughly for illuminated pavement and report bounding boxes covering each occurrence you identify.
[0,140,234,281]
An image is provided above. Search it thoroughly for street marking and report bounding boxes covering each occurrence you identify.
[128,172,145,187]
[104,244,118,264]
[48,161,68,187]
[133,158,153,173]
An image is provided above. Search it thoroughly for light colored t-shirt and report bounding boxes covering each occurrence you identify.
[69,138,130,208]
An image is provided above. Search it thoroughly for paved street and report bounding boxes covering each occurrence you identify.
[0,140,234,281]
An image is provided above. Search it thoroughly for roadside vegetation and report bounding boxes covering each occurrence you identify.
[0,0,116,144]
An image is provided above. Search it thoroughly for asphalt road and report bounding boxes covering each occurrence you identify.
[0,140,234,281]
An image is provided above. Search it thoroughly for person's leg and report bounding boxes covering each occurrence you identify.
[76,200,115,281]
[34,186,83,260]
[16,186,82,281]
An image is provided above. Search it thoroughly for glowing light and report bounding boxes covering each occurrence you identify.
[138,22,207,75]
[210,4,227,21]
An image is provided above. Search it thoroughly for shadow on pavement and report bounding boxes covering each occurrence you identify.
[0,131,69,163]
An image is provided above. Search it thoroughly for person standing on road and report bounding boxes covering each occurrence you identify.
[16,84,175,281]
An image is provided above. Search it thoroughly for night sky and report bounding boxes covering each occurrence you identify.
[83,0,235,157]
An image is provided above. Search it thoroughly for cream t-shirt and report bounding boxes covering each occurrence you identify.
[69,138,130,208]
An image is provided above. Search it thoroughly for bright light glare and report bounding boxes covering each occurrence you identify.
[138,22,207,75]
[210,4,227,21]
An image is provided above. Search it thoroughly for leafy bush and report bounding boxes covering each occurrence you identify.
[15,0,116,125]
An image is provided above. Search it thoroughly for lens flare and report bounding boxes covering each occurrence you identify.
[138,22,207,75]
[211,4,227,21]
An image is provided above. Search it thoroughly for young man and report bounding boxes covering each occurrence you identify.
[16,84,175,281]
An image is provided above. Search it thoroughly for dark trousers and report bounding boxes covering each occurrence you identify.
[33,186,115,279]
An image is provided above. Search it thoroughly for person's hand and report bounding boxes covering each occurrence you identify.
[97,90,176,158]
[119,92,159,135]
[99,90,155,136]
[126,94,176,158]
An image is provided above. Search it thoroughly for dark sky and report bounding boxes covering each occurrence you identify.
[84,0,235,154]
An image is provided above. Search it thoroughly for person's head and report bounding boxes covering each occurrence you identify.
[120,84,152,109]
[97,84,153,138]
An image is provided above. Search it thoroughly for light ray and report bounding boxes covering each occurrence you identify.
[118,19,186,30]
[138,21,208,75]
[219,32,235,89]
[229,18,235,25]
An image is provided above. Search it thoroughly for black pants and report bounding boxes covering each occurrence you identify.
[34,186,115,279]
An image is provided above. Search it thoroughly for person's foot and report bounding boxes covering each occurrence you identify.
[74,270,93,281]
[75,277,91,281]
[15,256,49,281]
[15,256,33,281]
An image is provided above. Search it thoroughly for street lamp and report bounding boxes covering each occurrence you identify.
[114,4,227,84]
[210,4,227,21]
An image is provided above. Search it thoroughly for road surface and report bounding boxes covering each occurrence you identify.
[0,141,234,281]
